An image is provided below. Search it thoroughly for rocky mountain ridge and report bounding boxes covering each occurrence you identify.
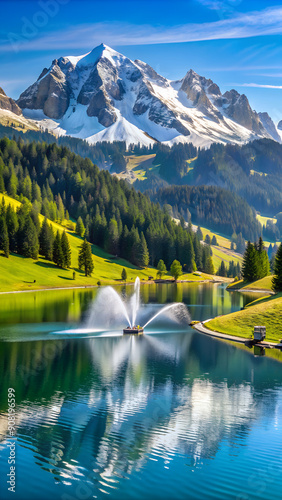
[6,44,282,146]
[0,87,22,115]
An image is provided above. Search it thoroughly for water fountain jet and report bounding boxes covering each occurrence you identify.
[86,277,190,335]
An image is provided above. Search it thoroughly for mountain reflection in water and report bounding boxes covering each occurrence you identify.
[1,326,282,500]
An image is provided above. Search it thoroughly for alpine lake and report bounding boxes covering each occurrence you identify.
[0,282,282,500]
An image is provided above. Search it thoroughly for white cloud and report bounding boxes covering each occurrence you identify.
[236,83,282,89]
[195,0,242,10]
[1,6,282,53]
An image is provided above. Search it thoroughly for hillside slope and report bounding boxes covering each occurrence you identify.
[0,194,157,292]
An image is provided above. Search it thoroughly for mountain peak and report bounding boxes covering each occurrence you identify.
[16,46,281,146]
[186,69,199,77]
[64,43,123,68]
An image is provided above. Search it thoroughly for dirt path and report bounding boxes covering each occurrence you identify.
[193,320,282,348]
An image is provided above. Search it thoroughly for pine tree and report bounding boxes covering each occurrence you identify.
[211,235,218,246]
[206,256,214,275]
[242,241,258,282]
[256,236,270,279]
[196,226,203,241]
[186,233,196,272]
[0,174,4,193]
[138,232,149,267]
[32,181,42,203]
[8,166,18,198]
[22,217,39,259]
[0,197,5,217]
[106,218,119,255]
[272,243,282,292]
[39,217,54,260]
[236,233,246,254]
[61,231,71,268]
[5,204,18,253]
[130,226,141,266]
[193,236,202,270]
[22,175,32,200]
[76,216,85,237]
[0,216,9,257]
[170,260,182,281]
[217,261,227,277]
[53,231,64,267]
[78,239,94,276]
[121,268,127,281]
[157,259,167,278]
[56,193,65,222]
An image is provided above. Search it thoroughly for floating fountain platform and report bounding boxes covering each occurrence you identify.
[123,327,144,335]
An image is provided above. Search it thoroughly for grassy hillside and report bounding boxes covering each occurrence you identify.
[206,294,282,343]
[0,109,39,132]
[256,214,277,227]
[0,194,159,292]
[116,154,159,183]
[227,276,273,292]
[191,224,243,270]
[0,194,216,292]
[211,246,242,270]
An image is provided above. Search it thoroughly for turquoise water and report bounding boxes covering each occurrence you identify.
[0,283,281,500]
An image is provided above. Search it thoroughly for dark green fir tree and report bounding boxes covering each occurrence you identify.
[0,216,9,258]
[78,239,94,276]
[272,243,282,292]
[53,231,64,268]
[61,231,71,268]
[22,216,39,259]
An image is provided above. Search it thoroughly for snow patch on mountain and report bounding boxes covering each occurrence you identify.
[17,43,282,147]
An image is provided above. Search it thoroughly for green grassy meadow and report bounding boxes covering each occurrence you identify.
[0,194,221,293]
[0,194,159,292]
[206,293,282,344]
[227,276,273,292]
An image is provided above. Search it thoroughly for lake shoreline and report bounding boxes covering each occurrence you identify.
[227,287,274,294]
[193,320,282,349]
[0,277,227,295]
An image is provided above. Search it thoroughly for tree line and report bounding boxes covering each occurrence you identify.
[149,184,261,242]
[241,237,270,282]
[0,197,94,276]
[239,235,282,293]
[0,196,71,265]
[0,137,220,274]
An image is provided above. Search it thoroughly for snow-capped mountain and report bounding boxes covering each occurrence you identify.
[17,43,281,147]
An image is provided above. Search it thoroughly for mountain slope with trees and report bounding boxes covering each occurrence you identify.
[149,185,261,241]
[0,194,158,291]
[0,137,220,275]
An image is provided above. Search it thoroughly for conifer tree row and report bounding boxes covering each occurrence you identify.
[217,260,241,278]
[0,198,71,268]
[0,137,217,273]
[272,243,282,292]
[242,237,270,282]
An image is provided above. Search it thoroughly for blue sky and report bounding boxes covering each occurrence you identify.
[1,0,282,122]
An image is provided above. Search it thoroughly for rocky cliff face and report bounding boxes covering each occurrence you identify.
[17,60,71,119]
[0,87,22,115]
[258,112,281,142]
[16,44,281,146]
[221,90,263,134]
